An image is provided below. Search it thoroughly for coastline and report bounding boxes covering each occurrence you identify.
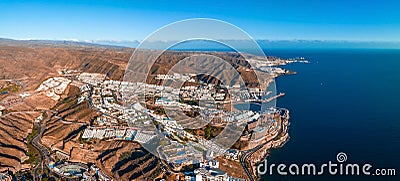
[241,108,291,180]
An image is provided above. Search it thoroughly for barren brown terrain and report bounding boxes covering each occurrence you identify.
[0,112,39,172]
[0,39,273,179]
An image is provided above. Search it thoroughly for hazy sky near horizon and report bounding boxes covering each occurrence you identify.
[1,0,399,41]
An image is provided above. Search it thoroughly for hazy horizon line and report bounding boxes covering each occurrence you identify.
[2,37,400,43]
[1,37,400,49]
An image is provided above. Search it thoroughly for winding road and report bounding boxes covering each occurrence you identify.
[31,111,53,181]
[240,108,289,181]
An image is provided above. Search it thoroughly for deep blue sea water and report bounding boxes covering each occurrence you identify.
[261,49,400,181]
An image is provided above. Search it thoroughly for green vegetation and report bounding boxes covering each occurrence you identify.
[204,126,212,140]
[15,170,34,180]
[159,139,169,146]
[24,142,40,165]
[26,126,39,140]
[184,128,194,134]
[154,108,166,115]
[119,151,133,160]
[0,82,20,93]
[78,136,91,144]
[24,126,40,165]
[193,145,205,152]
[185,124,223,140]
[152,120,159,127]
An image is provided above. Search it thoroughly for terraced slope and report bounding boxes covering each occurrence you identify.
[0,112,38,172]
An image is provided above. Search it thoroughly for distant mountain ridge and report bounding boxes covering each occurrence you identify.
[1,38,400,49]
[0,38,130,49]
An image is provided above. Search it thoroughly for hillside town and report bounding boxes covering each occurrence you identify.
[42,62,290,180]
[0,53,306,181]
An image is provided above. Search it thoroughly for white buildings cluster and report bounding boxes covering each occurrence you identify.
[198,138,226,158]
[42,71,280,179]
[49,161,113,181]
[81,127,155,143]
[184,166,245,181]
[52,162,88,178]
[36,77,71,101]
[78,73,106,85]
[155,73,193,82]
[133,132,156,143]
[221,111,259,124]
[161,141,203,166]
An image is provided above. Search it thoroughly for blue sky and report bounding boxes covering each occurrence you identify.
[0,0,399,41]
